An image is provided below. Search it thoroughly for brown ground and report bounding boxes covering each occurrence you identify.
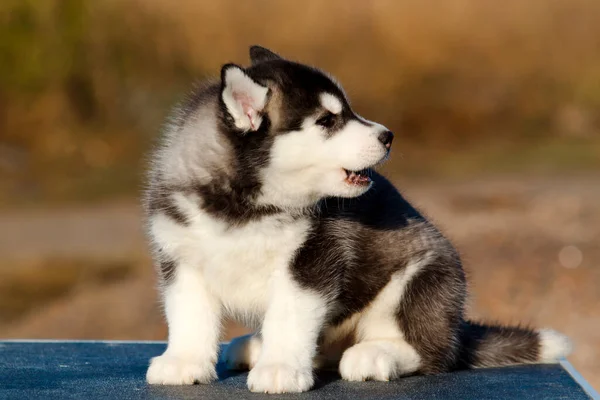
[0,175,598,389]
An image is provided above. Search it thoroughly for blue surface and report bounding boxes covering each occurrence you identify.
[0,341,591,399]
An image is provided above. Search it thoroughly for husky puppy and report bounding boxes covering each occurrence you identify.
[144,46,571,393]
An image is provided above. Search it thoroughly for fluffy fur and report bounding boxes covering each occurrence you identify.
[144,46,571,393]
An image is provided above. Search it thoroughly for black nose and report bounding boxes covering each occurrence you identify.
[378,130,394,149]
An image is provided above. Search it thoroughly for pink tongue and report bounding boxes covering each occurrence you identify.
[348,172,369,184]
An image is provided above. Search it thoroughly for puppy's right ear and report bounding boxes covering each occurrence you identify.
[220,64,269,132]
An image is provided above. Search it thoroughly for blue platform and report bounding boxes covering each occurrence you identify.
[0,341,597,399]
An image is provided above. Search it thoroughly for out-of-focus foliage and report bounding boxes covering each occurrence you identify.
[1,0,599,205]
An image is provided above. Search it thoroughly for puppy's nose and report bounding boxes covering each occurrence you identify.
[378,130,394,149]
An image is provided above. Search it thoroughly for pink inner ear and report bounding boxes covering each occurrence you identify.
[233,91,258,130]
[232,91,255,114]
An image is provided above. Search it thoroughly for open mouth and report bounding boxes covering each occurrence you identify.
[344,169,371,186]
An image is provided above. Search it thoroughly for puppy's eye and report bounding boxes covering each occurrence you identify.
[316,113,336,128]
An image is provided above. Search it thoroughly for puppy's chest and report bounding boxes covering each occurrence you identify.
[188,211,311,304]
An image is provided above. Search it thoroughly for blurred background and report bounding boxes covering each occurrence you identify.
[1,0,599,389]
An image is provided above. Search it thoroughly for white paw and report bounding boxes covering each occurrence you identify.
[223,334,262,371]
[247,363,313,393]
[340,342,399,382]
[146,354,217,385]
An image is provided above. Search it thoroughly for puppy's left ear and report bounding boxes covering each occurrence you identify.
[250,45,282,65]
[220,64,269,132]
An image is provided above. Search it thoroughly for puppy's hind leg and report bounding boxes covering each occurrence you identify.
[338,265,424,382]
[339,339,421,381]
[222,334,262,371]
[340,253,462,381]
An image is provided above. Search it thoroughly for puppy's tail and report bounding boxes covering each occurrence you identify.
[458,321,572,368]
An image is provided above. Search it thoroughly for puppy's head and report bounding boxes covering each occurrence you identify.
[219,46,394,208]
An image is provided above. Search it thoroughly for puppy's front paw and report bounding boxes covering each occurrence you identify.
[223,334,262,371]
[247,363,313,393]
[146,354,217,385]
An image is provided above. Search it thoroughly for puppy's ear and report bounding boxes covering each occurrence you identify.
[220,64,269,132]
[249,45,282,65]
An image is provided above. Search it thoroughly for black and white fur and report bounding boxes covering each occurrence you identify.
[144,46,571,393]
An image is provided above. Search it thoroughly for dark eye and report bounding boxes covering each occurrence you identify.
[316,112,336,128]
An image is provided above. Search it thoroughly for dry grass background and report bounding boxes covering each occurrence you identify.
[2,0,600,205]
[1,0,599,391]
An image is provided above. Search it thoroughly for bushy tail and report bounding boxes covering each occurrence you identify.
[458,321,572,368]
